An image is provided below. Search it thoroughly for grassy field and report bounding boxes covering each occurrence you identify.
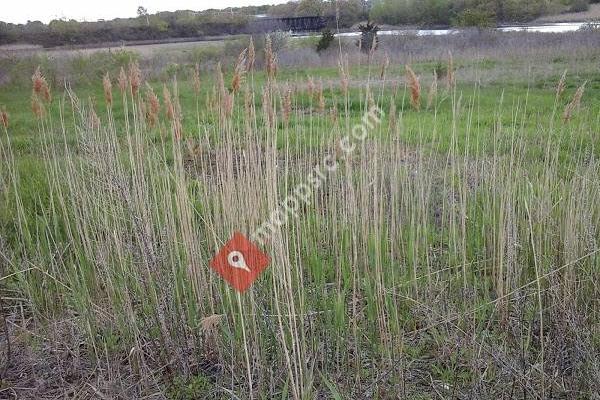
[1,31,600,399]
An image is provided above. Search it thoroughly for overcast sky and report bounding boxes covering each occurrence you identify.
[2,0,289,24]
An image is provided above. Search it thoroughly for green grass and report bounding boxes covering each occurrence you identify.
[1,50,599,399]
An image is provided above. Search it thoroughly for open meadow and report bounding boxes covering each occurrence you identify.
[1,30,600,399]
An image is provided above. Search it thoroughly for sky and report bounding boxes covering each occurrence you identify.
[2,0,289,24]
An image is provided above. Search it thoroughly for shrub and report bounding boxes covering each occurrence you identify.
[453,9,497,29]
[569,0,590,12]
[316,29,335,52]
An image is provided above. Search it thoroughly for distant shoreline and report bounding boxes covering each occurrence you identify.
[0,17,597,55]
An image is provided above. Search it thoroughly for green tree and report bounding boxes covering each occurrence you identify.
[453,8,497,28]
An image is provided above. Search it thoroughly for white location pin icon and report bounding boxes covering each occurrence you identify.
[227,251,251,272]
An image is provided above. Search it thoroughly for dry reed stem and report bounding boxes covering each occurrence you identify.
[330,104,338,123]
[247,36,255,72]
[193,63,201,95]
[405,65,421,111]
[427,70,438,110]
[389,101,397,132]
[307,76,315,97]
[103,72,113,107]
[216,63,233,118]
[31,93,44,119]
[282,85,292,124]
[380,53,390,80]
[447,51,456,89]
[338,57,349,96]
[317,80,325,114]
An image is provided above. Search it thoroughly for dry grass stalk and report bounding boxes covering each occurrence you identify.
[103,72,113,107]
[556,69,567,99]
[231,48,248,94]
[118,67,128,94]
[32,67,51,103]
[563,81,586,123]
[317,80,325,114]
[389,101,397,132]
[307,76,315,97]
[216,63,233,117]
[338,57,349,96]
[427,70,438,110]
[128,61,142,96]
[447,52,456,89]
[193,63,201,95]
[247,36,255,72]
[330,104,338,123]
[0,107,8,129]
[244,85,254,121]
[380,53,390,80]
[405,65,421,111]
[282,85,292,124]
[262,87,274,128]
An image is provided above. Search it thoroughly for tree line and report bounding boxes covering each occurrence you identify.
[0,0,596,48]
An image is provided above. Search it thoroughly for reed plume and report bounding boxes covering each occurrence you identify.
[265,36,277,79]
[231,48,248,94]
[163,84,175,121]
[193,63,201,95]
[405,65,421,111]
[563,81,586,122]
[247,36,255,72]
[32,67,51,103]
[427,70,438,110]
[118,67,128,94]
[103,72,113,107]
[556,69,567,99]
[145,83,160,127]
[0,107,8,129]
[128,61,142,96]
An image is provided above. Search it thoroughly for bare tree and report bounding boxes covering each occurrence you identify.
[137,6,150,26]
